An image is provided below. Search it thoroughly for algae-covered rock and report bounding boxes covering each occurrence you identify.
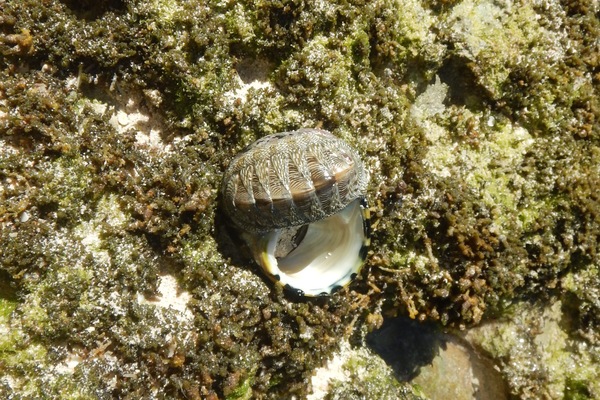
[1,0,599,398]
[464,299,600,399]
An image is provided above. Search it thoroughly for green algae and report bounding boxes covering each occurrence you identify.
[1,0,599,398]
[225,374,254,400]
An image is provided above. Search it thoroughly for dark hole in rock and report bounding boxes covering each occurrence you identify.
[437,55,489,109]
[60,0,125,21]
[367,316,510,400]
[366,316,442,381]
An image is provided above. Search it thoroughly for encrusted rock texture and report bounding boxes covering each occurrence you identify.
[0,0,598,399]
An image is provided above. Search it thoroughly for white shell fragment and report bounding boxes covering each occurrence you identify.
[221,128,370,296]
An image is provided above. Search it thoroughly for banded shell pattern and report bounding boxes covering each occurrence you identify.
[221,128,370,296]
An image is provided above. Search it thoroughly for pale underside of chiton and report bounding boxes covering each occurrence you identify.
[250,197,371,297]
[222,128,369,233]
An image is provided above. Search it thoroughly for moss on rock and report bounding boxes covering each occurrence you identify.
[1,0,599,398]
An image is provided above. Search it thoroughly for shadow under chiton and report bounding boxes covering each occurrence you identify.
[221,128,370,297]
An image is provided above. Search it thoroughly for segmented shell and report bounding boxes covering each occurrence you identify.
[221,128,369,233]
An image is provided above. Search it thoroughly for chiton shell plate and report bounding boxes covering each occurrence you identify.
[221,128,369,233]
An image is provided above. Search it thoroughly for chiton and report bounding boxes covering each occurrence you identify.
[221,128,370,296]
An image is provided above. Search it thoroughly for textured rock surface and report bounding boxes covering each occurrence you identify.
[1,0,598,398]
